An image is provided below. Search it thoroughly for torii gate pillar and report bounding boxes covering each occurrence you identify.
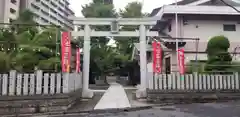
[71,18,159,98]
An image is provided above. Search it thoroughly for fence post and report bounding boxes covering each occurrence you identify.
[172,73,176,90]
[2,74,8,95]
[16,73,23,95]
[75,72,81,90]
[235,72,239,89]
[23,74,29,95]
[194,72,198,90]
[29,74,35,95]
[56,73,61,93]
[180,73,184,90]
[36,70,43,94]
[50,73,56,94]
[68,73,74,92]
[43,73,50,94]
[177,73,181,89]
[9,70,17,96]
[148,72,153,90]
[63,73,70,93]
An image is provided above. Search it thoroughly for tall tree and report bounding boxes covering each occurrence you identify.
[12,27,60,72]
[116,2,147,56]
[12,10,38,36]
[81,1,118,81]
[82,0,117,46]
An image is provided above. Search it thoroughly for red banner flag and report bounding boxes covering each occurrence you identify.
[76,48,81,73]
[61,32,71,72]
[178,48,185,74]
[152,41,162,73]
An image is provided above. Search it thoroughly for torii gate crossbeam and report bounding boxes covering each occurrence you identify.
[70,17,159,98]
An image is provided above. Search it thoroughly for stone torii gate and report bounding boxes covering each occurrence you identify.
[70,17,159,98]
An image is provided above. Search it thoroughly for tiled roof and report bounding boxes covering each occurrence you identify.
[149,0,198,17]
[199,0,240,6]
[149,0,240,17]
[170,0,198,5]
[149,7,161,17]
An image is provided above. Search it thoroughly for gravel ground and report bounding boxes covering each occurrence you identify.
[47,101,240,117]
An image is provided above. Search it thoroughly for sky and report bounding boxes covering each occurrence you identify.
[69,0,177,17]
[69,0,177,46]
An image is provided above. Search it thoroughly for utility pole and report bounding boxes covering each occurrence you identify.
[175,0,179,73]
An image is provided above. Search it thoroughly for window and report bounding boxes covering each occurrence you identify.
[10,8,16,14]
[31,3,40,10]
[51,1,58,7]
[41,10,49,16]
[41,17,48,23]
[41,2,49,8]
[11,0,17,4]
[223,24,236,31]
[50,8,57,14]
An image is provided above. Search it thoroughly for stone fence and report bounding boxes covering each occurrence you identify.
[147,73,240,103]
[0,70,83,115]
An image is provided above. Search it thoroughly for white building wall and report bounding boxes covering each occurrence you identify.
[185,53,207,62]
[167,19,240,60]
[166,18,240,42]
[182,20,240,42]
[0,0,20,23]
[161,18,240,73]
[21,0,74,29]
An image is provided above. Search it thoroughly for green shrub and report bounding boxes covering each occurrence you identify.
[0,52,10,73]
[185,61,205,73]
[205,35,232,72]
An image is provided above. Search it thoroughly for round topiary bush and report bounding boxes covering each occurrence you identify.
[206,35,230,54]
[205,35,232,72]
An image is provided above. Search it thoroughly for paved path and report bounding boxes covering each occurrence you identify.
[94,83,131,109]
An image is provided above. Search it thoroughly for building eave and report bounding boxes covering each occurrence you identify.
[156,5,240,17]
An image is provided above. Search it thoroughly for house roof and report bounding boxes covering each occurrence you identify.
[149,7,162,17]
[199,0,240,6]
[158,5,240,15]
[149,0,240,17]
[170,0,199,5]
[149,0,198,17]
[150,20,169,31]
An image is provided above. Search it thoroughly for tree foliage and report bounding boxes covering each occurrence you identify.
[205,35,232,72]
[0,52,11,73]
[0,10,61,73]
[116,2,146,55]
[81,1,147,80]
[12,10,38,36]
[81,1,118,78]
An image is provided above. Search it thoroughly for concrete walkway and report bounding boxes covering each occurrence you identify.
[94,83,131,109]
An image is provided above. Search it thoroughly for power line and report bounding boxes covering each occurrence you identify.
[219,0,240,12]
